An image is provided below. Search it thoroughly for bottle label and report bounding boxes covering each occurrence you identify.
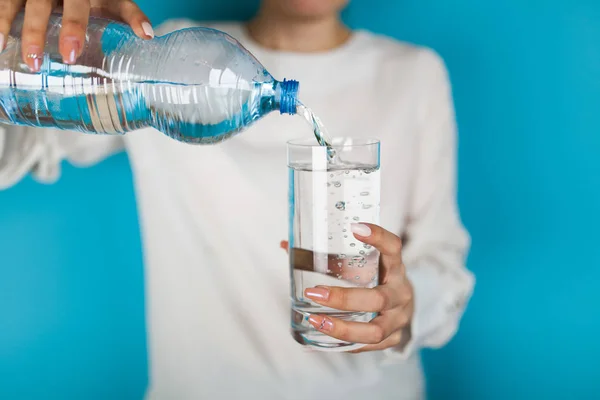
[86,86,124,133]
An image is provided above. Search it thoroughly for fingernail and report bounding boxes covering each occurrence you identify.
[309,315,334,332]
[26,45,42,71]
[62,36,80,64]
[305,286,330,301]
[351,223,372,237]
[142,22,154,38]
[0,33,5,51]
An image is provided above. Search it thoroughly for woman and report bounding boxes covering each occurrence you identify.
[0,0,475,399]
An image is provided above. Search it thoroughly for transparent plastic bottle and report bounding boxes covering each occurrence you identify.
[0,13,299,144]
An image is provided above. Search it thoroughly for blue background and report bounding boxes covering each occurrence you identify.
[1,0,599,399]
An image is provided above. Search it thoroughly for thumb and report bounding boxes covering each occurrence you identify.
[280,240,289,253]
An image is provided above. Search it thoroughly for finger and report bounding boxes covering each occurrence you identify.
[109,0,153,39]
[308,310,406,345]
[280,240,288,252]
[305,284,404,312]
[21,0,55,70]
[350,223,402,259]
[350,330,404,353]
[0,0,25,51]
[351,319,413,353]
[59,0,89,64]
[350,222,403,279]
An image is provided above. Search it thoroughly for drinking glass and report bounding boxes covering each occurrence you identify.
[287,137,381,351]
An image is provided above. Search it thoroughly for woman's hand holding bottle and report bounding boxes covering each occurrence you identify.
[0,0,152,71]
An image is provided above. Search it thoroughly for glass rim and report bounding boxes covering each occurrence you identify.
[286,137,380,148]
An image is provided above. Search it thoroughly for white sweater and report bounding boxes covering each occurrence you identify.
[0,20,475,400]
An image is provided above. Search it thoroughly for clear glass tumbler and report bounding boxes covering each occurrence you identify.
[288,137,381,351]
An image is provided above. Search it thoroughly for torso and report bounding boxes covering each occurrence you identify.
[122,21,427,400]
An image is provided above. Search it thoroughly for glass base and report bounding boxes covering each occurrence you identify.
[291,309,374,352]
[292,329,367,352]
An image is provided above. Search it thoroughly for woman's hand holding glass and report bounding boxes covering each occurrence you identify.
[283,222,415,353]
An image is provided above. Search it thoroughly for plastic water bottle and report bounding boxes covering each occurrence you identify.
[0,13,299,144]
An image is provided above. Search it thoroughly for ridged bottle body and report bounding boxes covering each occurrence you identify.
[0,14,291,144]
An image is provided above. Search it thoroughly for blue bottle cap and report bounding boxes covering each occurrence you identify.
[279,79,299,115]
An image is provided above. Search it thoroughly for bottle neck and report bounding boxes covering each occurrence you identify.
[275,79,299,115]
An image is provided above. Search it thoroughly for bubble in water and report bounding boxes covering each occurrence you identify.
[337,262,342,267]
[360,191,369,196]
[335,201,345,211]
[359,250,365,255]
[344,235,348,238]
[352,216,360,221]
[363,244,372,249]
[342,228,347,232]
[328,235,333,240]
[355,276,360,280]
[345,170,350,174]
[337,254,346,259]
[364,167,378,174]
[350,243,356,247]
[362,204,372,209]
[352,256,364,263]
[327,183,331,187]
[327,269,332,273]
[371,276,377,281]
[333,181,342,188]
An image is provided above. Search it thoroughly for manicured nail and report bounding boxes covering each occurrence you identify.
[351,223,372,237]
[305,286,330,301]
[25,45,42,71]
[62,36,80,64]
[0,33,5,51]
[309,315,334,332]
[142,22,154,38]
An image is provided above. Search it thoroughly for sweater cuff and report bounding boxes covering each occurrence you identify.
[0,125,53,189]
[382,261,474,362]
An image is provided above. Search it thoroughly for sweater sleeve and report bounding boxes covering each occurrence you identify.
[0,125,124,190]
[386,49,475,359]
